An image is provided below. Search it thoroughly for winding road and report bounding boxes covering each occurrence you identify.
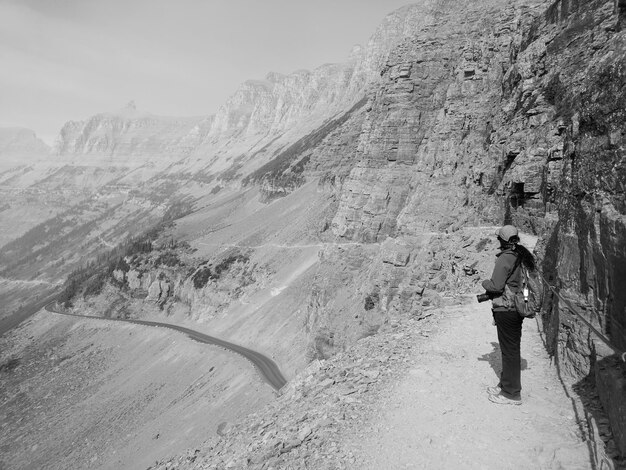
[49,309,287,391]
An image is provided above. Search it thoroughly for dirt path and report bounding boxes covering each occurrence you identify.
[344,300,594,470]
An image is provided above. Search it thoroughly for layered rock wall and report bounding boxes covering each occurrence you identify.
[205,64,359,142]
[331,0,549,241]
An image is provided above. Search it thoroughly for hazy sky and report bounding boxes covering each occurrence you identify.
[0,0,412,144]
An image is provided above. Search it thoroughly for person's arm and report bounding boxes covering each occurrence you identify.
[481,254,513,294]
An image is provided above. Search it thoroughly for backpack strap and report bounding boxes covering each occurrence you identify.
[491,254,523,310]
[505,253,522,289]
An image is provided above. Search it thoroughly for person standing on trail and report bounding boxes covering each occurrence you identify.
[481,224,536,405]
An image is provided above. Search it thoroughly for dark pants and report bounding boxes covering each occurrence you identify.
[493,310,523,399]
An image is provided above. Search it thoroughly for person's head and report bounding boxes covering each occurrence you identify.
[496,224,519,249]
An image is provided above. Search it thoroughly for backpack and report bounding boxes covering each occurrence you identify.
[512,264,543,318]
[491,257,542,318]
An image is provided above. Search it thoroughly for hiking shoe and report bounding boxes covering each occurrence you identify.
[486,386,501,395]
[488,393,522,405]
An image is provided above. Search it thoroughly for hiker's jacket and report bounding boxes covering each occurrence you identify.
[482,248,521,312]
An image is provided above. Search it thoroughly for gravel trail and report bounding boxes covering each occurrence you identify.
[344,301,595,470]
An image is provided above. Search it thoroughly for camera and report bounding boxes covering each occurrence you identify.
[476,292,492,303]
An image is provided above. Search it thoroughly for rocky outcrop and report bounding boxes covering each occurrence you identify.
[146,279,171,306]
[99,249,262,321]
[304,228,499,360]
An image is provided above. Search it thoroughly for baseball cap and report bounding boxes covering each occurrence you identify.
[496,225,518,242]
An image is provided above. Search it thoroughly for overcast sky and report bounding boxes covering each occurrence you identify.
[0,0,412,144]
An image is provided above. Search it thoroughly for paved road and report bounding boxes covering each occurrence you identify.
[50,309,287,391]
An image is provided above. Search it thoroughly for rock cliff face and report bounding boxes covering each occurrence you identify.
[329,0,550,241]
[282,0,549,362]
[205,64,357,141]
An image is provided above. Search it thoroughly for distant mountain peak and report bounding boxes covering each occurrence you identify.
[0,127,50,157]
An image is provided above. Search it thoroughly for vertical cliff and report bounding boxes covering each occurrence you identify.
[329,0,550,242]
